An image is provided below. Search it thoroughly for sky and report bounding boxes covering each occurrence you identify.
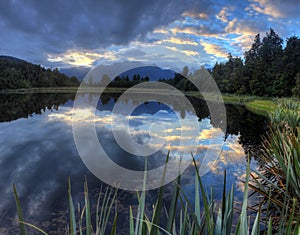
[1,0,300,69]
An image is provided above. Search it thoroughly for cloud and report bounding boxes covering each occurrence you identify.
[232,34,257,52]
[181,50,199,56]
[0,0,213,65]
[200,41,228,58]
[182,12,209,19]
[0,0,299,68]
[250,0,300,18]
[224,18,268,51]
[170,26,223,37]
[225,17,267,36]
[47,50,114,67]
[216,7,232,23]
[156,37,198,45]
[165,46,199,57]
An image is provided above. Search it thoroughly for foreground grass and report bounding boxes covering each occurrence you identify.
[13,155,300,234]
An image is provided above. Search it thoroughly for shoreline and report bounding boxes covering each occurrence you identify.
[1,87,298,116]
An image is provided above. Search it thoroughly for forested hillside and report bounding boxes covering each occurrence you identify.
[0,56,79,89]
[212,28,300,97]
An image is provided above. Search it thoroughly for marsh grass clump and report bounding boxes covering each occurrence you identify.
[250,103,300,233]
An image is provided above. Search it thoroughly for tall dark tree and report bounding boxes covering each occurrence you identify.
[260,28,283,95]
[292,72,300,97]
[279,36,300,96]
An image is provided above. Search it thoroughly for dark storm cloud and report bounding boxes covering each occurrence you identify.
[0,0,213,56]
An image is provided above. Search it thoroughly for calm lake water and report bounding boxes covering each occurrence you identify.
[0,93,267,234]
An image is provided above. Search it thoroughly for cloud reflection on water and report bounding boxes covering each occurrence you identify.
[0,103,251,234]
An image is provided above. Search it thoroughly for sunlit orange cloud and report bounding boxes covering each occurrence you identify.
[156,37,198,46]
[166,46,199,56]
[200,41,228,58]
[181,50,199,56]
[47,50,117,67]
[170,27,220,37]
[233,34,255,52]
[128,129,150,136]
[153,28,170,34]
[224,18,264,51]
[225,18,261,36]
[216,7,232,23]
[176,126,195,131]
[182,11,209,19]
[165,145,199,152]
[163,135,194,141]
[197,128,223,141]
[250,0,283,18]
[48,108,115,125]
[163,128,177,133]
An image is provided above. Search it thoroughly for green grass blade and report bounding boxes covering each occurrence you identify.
[180,203,188,235]
[110,213,118,235]
[96,185,102,235]
[137,158,147,235]
[250,211,260,235]
[68,178,77,235]
[267,217,272,235]
[13,184,27,235]
[167,175,181,232]
[129,206,135,235]
[192,155,213,234]
[235,158,250,235]
[194,171,201,226]
[102,188,118,233]
[150,151,170,235]
[99,186,110,232]
[84,178,92,235]
[286,198,296,235]
[16,221,48,235]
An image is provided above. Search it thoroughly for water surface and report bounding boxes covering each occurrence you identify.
[0,93,267,234]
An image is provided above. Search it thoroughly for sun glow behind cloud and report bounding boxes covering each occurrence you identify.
[47,50,117,67]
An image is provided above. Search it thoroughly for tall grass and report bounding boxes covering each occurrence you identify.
[13,157,299,235]
[249,100,300,233]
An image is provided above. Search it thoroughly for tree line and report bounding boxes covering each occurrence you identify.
[212,28,300,97]
[0,56,80,89]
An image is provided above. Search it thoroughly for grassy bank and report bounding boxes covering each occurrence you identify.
[0,87,79,94]
[1,87,298,116]
[188,91,299,116]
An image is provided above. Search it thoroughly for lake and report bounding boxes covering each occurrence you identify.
[0,92,267,234]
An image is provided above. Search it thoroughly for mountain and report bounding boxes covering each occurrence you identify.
[62,61,176,82]
[119,66,175,81]
[0,55,26,64]
[60,66,90,81]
